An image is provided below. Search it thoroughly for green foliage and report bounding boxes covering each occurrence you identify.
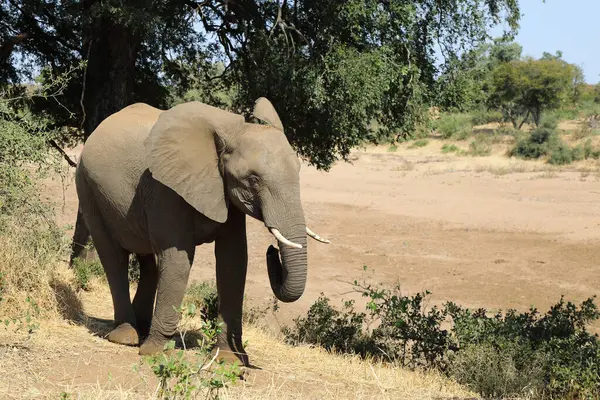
[71,257,105,291]
[436,38,523,112]
[283,295,370,356]
[468,135,492,156]
[2,296,41,335]
[471,109,504,126]
[128,255,141,284]
[490,57,582,129]
[548,142,575,165]
[434,113,473,140]
[283,272,600,399]
[510,126,600,165]
[184,280,219,324]
[448,341,545,398]
[510,127,562,160]
[4,0,522,170]
[144,300,240,400]
[441,144,461,154]
[409,139,429,149]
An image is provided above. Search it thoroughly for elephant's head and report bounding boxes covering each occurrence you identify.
[144,98,328,303]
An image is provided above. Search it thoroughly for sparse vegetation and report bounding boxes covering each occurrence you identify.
[468,134,493,156]
[434,113,474,140]
[409,139,429,149]
[71,258,105,291]
[143,298,241,399]
[471,109,504,126]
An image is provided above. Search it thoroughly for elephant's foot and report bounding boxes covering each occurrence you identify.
[139,333,171,356]
[136,320,151,342]
[107,323,139,346]
[214,336,249,368]
[208,345,248,379]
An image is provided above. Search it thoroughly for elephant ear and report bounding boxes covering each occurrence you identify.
[252,97,284,132]
[144,102,245,223]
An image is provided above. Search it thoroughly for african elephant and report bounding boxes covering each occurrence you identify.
[74,97,328,366]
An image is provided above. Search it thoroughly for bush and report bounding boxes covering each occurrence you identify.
[128,255,141,283]
[510,127,562,160]
[471,109,504,126]
[539,112,559,130]
[441,144,468,155]
[468,134,492,156]
[0,77,74,325]
[448,341,545,398]
[548,142,574,165]
[184,280,219,323]
[434,113,473,140]
[408,139,429,149]
[283,295,371,356]
[71,257,105,291]
[282,272,600,400]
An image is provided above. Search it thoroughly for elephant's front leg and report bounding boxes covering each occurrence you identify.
[139,245,194,356]
[214,207,249,367]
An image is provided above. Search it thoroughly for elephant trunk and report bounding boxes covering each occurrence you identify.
[266,220,307,303]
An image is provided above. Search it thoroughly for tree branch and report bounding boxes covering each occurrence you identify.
[48,139,77,167]
[0,33,29,62]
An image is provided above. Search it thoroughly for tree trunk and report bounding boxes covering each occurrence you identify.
[70,4,143,266]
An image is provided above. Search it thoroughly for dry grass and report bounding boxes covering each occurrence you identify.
[0,232,74,321]
[221,326,477,400]
[0,236,476,400]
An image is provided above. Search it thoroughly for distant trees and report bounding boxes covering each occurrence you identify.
[435,38,523,112]
[489,55,583,128]
[436,39,586,130]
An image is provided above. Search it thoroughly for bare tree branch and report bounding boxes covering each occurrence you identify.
[48,139,77,167]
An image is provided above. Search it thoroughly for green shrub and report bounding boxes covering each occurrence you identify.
[539,112,559,130]
[471,109,504,126]
[144,295,240,399]
[448,341,545,398]
[510,127,561,160]
[549,142,574,165]
[468,134,492,156]
[184,280,219,323]
[387,144,398,152]
[441,144,460,154]
[128,255,141,283]
[283,295,371,356]
[408,139,429,149]
[434,113,473,140]
[583,139,600,159]
[71,257,105,291]
[283,271,600,400]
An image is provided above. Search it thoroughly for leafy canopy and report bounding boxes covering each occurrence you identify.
[2,0,523,169]
[490,55,582,128]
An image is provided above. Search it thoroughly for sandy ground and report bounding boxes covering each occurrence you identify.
[43,140,600,327]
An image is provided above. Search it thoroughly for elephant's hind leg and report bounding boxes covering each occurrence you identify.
[79,201,138,346]
[132,254,158,340]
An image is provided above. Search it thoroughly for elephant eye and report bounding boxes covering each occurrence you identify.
[247,174,260,187]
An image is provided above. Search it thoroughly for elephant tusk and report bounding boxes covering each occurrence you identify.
[269,228,303,249]
[306,227,330,244]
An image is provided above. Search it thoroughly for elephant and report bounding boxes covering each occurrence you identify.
[74,97,329,366]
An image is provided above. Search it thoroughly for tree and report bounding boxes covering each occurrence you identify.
[2,0,524,261]
[435,38,523,111]
[490,56,581,129]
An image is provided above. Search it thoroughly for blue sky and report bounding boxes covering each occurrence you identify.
[491,0,600,83]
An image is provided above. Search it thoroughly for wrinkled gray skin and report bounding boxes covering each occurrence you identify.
[75,98,319,366]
